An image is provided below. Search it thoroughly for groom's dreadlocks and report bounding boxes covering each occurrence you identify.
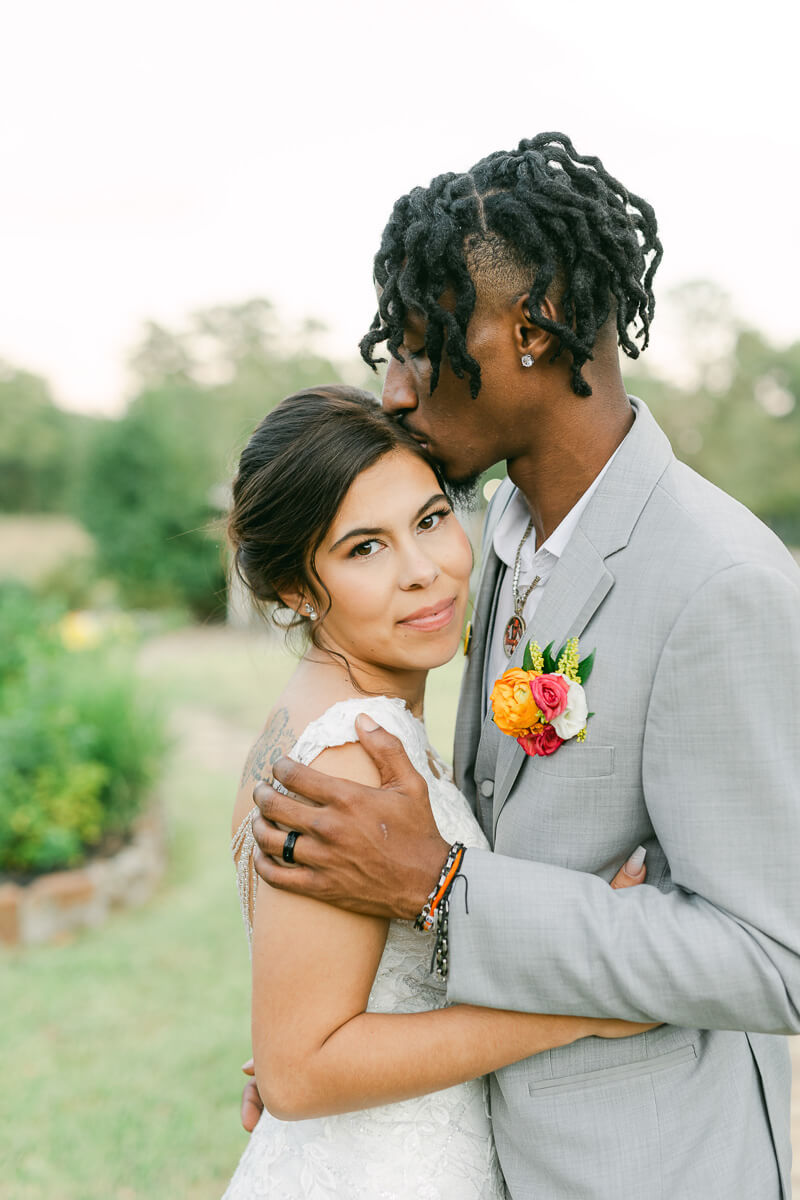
[359,133,663,398]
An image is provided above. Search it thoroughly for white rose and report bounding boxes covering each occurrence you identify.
[551,678,588,740]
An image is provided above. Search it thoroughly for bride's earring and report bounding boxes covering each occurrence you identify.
[521,353,535,368]
[304,602,317,620]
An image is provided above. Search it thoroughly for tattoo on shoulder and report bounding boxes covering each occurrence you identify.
[239,706,296,790]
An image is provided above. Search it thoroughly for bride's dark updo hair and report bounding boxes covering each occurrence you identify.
[228,385,448,643]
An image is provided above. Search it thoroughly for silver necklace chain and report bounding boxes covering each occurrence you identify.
[512,518,541,616]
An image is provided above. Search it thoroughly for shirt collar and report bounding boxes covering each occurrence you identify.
[492,442,623,568]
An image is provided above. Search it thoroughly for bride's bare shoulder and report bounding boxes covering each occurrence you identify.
[230,668,355,837]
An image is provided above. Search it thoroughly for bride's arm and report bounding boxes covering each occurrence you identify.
[249,741,653,1122]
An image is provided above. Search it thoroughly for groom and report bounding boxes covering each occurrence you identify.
[246,135,800,1197]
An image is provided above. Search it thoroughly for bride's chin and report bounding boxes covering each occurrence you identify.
[397,634,462,671]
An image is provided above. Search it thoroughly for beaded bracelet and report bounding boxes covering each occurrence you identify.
[414,842,466,933]
[430,847,468,980]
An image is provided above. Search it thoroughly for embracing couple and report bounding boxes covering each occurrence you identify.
[222,135,800,1198]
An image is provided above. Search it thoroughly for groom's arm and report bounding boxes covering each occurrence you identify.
[447,560,800,1034]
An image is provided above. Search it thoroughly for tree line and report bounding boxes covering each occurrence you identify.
[1,286,797,617]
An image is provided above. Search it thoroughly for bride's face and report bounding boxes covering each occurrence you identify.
[310,449,473,675]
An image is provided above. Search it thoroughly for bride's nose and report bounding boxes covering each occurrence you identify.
[398,544,440,590]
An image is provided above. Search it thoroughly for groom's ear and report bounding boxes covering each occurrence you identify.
[513,292,560,361]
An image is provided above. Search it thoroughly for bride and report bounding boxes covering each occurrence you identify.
[223,384,652,1199]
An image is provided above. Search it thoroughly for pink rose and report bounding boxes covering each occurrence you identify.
[529,673,570,722]
[517,723,564,757]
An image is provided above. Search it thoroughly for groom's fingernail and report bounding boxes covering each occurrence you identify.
[356,713,379,732]
[625,846,647,874]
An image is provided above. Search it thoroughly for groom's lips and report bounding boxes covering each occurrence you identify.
[398,596,457,632]
[403,421,432,452]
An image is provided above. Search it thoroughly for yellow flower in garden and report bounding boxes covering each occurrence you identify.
[59,611,102,651]
[490,668,542,737]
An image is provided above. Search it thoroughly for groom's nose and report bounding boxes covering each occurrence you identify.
[381,356,419,416]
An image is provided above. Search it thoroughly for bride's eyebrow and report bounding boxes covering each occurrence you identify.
[329,493,449,552]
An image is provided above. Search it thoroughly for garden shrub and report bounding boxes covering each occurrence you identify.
[0,584,168,876]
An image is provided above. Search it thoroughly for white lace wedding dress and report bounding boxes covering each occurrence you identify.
[224,695,506,1199]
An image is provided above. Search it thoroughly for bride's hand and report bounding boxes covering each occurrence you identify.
[608,844,647,890]
[240,1057,264,1133]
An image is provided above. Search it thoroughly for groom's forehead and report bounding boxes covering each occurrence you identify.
[375,277,460,328]
[401,295,461,335]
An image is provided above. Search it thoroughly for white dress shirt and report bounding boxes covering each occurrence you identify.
[485,446,621,704]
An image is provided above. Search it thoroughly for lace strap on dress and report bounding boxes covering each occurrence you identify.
[289,696,430,776]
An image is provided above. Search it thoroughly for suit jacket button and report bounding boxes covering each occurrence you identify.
[480,779,494,797]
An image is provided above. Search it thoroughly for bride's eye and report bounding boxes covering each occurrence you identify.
[350,539,382,558]
[418,507,451,532]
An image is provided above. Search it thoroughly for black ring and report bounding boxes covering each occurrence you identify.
[282,831,301,864]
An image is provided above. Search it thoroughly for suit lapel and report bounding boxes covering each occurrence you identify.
[487,397,675,829]
[492,528,614,822]
[453,481,514,796]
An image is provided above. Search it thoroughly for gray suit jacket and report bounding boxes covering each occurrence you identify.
[449,397,800,1199]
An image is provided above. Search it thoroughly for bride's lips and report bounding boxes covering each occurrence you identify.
[398,596,457,632]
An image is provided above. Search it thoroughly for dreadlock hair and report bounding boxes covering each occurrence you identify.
[360,133,663,399]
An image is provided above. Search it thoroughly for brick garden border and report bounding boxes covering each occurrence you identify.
[0,800,166,947]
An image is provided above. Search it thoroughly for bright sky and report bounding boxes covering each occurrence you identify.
[2,0,798,414]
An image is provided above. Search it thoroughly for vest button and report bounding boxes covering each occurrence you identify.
[480,779,494,797]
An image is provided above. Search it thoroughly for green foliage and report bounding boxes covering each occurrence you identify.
[0,628,465,1197]
[0,362,96,513]
[36,549,101,610]
[0,580,66,688]
[0,585,167,875]
[127,299,375,478]
[628,282,800,544]
[78,390,227,618]
[77,299,376,617]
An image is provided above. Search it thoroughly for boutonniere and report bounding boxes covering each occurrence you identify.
[490,637,595,757]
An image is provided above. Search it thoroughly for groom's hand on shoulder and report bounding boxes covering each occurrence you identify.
[250,714,449,921]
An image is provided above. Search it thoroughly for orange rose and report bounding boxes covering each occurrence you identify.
[490,668,542,737]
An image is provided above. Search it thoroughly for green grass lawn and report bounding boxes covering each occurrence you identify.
[0,625,464,1200]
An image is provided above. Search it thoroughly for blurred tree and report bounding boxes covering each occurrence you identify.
[78,387,226,618]
[80,299,377,616]
[0,363,95,512]
[126,298,375,479]
[12,286,794,623]
[628,283,800,544]
[127,320,194,390]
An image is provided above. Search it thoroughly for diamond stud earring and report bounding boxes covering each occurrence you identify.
[521,354,535,368]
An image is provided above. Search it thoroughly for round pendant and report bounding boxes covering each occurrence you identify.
[503,614,525,657]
